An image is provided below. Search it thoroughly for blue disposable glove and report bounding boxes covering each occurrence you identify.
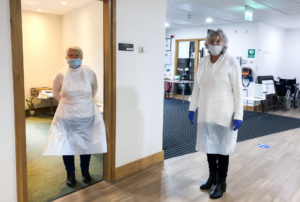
[233,119,243,131]
[188,111,195,125]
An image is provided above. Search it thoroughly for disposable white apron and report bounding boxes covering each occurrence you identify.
[190,54,243,155]
[43,67,107,155]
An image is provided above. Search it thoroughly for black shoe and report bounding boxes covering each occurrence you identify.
[66,173,76,187]
[210,182,226,199]
[82,170,92,184]
[200,175,216,190]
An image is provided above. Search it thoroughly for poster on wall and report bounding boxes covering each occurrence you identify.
[166,38,172,51]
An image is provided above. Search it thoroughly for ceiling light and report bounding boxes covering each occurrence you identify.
[245,6,253,21]
[206,17,213,23]
[37,8,42,12]
[165,22,170,27]
[62,1,67,5]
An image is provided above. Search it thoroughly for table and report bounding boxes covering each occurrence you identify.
[38,90,55,116]
[243,97,266,112]
[164,80,194,101]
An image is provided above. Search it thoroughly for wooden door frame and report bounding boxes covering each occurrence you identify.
[174,38,205,79]
[9,0,116,201]
[172,38,204,100]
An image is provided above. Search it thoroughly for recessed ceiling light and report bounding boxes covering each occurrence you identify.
[165,22,170,27]
[37,8,42,12]
[206,17,213,23]
[62,1,67,5]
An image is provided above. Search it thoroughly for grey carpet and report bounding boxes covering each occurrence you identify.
[237,110,300,141]
[163,98,300,159]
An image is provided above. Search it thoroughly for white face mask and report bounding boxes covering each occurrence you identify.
[208,45,223,56]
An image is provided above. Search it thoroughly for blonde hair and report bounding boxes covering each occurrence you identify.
[65,46,83,58]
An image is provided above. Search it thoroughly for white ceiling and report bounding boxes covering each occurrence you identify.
[167,0,300,29]
[21,0,95,15]
[21,0,300,29]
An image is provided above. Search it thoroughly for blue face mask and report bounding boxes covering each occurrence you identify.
[67,59,82,69]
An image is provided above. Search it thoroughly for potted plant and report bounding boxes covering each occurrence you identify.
[25,97,35,116]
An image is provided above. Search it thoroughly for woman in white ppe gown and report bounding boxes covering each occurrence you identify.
[188,29,243,199]
[43,46,107,187]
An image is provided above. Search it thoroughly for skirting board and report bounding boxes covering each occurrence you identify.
[114,150,164,181]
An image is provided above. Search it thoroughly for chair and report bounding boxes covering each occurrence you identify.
[275,77,300,110]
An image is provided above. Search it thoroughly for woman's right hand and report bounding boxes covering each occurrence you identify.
[188,111,195,125]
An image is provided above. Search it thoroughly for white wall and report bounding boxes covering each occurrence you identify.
[166,22,287,103]
[22,11,62,108]
[167,22,286,79]
[0,0,17,201]
[63,0,104,103]
[282,28,300,82]
[116,0,166,167]
[257,23,286,79]
[166,23,259,79]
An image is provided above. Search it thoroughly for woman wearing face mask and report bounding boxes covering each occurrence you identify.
[188,29,243,199]
[43,46,107,187]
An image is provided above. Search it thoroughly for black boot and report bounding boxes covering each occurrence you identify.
[200,175,217,190]
[82,170,92,184]
[200,154,218,190]
[66,173,76,187]
[209,154,229,199]
[210,179,226,199]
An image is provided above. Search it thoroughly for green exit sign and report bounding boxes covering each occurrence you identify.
[245,11,253,21]
[245,7,253,21]
[248,49,255,58]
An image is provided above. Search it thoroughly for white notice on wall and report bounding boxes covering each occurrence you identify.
[254,83,265,99]
[165,52,172,65]
[262,80,275,95]
[178,41,190,58]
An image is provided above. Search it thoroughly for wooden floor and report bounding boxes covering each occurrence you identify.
[55,110,300,202]
[268,106,300,119]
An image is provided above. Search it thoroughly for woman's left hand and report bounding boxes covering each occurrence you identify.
[233,119,243,131]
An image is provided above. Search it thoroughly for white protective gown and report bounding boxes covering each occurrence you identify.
[189,53,243,155]
[43,65,107,155]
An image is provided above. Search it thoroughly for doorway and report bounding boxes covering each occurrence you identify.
[9,0,116,201]
[163,38,206,159]
[22,1,105,200]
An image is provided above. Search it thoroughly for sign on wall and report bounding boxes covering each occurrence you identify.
[248,49,255,58]
[119,43,134,51]
[166,38,172,51]
[165,52,172,65]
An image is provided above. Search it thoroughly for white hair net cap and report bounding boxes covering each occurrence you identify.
[65,46,83,58]
[204,29,228,54]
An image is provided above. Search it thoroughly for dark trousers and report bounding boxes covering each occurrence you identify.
[207,154,229,183]
[62,154,91,174]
